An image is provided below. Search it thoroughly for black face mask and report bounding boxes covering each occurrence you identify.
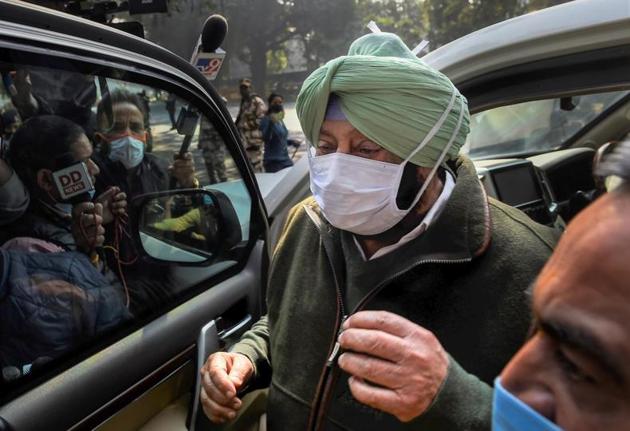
[270,104,284,114]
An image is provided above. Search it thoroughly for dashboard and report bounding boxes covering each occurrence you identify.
[473,148,597,226]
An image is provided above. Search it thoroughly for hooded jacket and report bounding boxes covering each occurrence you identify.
[231,156,559,431]
[0,249,130,369]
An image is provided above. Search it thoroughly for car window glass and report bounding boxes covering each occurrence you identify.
[463,90,630,159]
[0,50,252,395]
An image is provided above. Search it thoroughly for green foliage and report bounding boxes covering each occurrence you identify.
[422,0,527,48]
[130,0,577,96]
[267,48,290,73]
[290,0,358,68]
[526,0,575,11]
[221,0,296,90]
[356,0,426,49]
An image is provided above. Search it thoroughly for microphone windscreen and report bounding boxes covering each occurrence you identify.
[200,15,228,53]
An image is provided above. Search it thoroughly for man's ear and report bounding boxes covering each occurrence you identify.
[36,169,56,194]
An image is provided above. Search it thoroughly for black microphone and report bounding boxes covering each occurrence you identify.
[200,14,228,53]
[178,14,228,159]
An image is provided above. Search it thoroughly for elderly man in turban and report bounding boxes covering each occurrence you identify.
[200,32,558,430]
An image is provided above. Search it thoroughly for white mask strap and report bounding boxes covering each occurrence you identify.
[404,87,458,165]
[367,21,382,33]
[411,40,430,57]
[410,95,466,206]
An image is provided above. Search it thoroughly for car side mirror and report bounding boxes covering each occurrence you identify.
[132,189,242,266]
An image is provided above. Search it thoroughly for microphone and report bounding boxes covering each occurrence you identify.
[191,14,228,81]
[200,14,228,53]
[176,14,229,158]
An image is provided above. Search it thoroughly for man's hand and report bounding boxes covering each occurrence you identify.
[200,352,254,424]
[337,310,449,422]
[72,202,105,253]
[96,187,127,225]
[170,152,197,188]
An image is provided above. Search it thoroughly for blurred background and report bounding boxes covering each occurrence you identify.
[30,0,576,103]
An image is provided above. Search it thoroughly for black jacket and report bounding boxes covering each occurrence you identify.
[0,248,130,368]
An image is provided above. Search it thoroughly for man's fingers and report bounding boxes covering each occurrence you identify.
[228,355,254,388]
[342,310,418,338]
[72,202,95,217]
[347,376,402,419]
[338,328,406,362]
[174,152,193,160]
[338,352,403,389]
[200,387,238,423]
[96,188,115,202]
[112,202,127,211]
[207,358,237,398]
[202,375,241,406]
[79,213,104,227]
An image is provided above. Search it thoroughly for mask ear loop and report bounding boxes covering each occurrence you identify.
[388,87,457,210]
[367,21,382,33]
[411,40,430,57]
[411,95,466,204]
[405,88,457,166]
[393,89,463,211]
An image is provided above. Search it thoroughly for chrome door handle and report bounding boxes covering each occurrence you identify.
[189,314,252,431]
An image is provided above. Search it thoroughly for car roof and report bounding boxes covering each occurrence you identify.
[0,0,215,99]
[423,0,630,84]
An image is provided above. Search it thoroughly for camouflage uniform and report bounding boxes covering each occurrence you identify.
[236,95,266,172]
[198,117,227,184]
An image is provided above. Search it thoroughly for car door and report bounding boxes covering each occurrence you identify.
[0,2,270,430]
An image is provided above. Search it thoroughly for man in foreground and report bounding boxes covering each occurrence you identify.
[494,142,630,431]
[201,32,558,430]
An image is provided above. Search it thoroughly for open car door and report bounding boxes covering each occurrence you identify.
[0,2,270,430]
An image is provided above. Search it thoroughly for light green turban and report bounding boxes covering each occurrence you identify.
[296,32,470,167]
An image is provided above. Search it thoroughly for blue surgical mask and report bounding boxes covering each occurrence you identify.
[53,202,73,216]
[493,378,563,431]
[108,135,144,169]
[53,189,95,216]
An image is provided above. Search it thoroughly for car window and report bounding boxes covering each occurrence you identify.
[0,48,253,396]
[463,90,630,159]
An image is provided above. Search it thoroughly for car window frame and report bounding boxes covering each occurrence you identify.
[0,28,269,405]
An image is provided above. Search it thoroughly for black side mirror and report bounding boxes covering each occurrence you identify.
[132,189,242,266]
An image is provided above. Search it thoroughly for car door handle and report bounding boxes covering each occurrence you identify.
[189,314,252,431]
[217,314,253,342]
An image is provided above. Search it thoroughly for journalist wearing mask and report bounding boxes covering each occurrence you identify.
[200,32,559,430]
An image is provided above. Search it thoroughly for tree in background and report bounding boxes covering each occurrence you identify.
[422,0,522,48]
[421,0,575,48]
[137,0,218,59]
[356,0,427,51]
[122,0,577,96]
[221,0,296,93]
[290,0,358,70]
[526,0,575,10]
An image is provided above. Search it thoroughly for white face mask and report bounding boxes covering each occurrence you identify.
[108,135,144,169]
[309,90,464,236]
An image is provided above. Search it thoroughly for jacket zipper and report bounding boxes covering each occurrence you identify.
[310,256,472,431]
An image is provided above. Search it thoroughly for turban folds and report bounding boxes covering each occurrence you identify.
[296,33,470,167]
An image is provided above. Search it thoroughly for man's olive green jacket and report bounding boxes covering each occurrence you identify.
[232,157,559,430]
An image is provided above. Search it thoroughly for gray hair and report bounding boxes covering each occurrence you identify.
[595,140,630,185]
